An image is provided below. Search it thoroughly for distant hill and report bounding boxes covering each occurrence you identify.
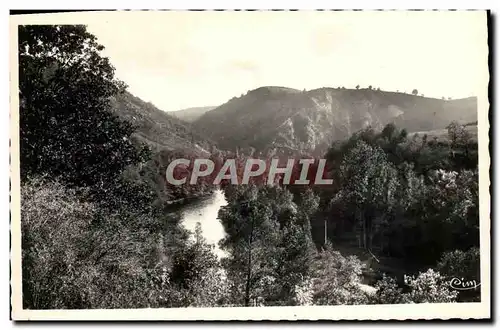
[194,86,477,155]
[110,92,213,154]
[168,106,217,122]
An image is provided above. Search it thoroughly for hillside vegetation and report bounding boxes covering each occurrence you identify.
[168,106,217,122]
[194,86,477,155]
[111,92,213,154]
[19,25,222,309]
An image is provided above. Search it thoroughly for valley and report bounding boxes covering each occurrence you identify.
[18,23,482,310]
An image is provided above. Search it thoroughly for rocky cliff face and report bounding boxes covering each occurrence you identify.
[194,86,477,155]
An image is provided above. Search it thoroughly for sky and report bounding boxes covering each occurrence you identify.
[85,11,488,111]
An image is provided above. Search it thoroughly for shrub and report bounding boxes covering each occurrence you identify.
[311,244,369,305]
[372,269,457,304]
[371,274,409,304]
[437,248,480,301]
[437,247,480,280]
[21,178,161,309]
[404,269,458,303]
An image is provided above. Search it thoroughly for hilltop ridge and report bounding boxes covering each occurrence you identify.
[194,86,477,155]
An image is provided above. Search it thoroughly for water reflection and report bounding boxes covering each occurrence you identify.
[179,189,228,258]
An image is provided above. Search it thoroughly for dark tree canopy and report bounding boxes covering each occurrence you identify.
[19,25,148,188]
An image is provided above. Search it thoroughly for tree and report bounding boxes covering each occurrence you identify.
[268,188,318,305]
[311,244,369,305]
[220,185,317,306]
[427,169,478,227]
[19,25,148,189]
[219,185,278,306]
[447,121,472,148]
[412,89,418,95]
[446,120,476,168]
[395,168,479,265]
[381,123,397,141]
[355,85,360,89]
[165,223,228,307]
[323,122,479,264]
[368,85,372,90]
[333,140,398,250]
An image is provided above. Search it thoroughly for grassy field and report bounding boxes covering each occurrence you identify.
[408,124,478,143]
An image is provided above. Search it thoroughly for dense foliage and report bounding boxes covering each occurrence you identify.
[19,25,221,309]
[218,185,317,306]
[19,25,149,189]
[315,121,480,302]
[19,25,480,308]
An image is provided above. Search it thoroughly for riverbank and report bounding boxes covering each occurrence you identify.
[165,189,216,207]
[174,189,228,258]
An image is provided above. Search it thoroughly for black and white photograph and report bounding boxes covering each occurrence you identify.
[9,10,490,320]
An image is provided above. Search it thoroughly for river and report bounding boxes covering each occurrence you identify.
[177,189,376,294]
[178,189,228,258]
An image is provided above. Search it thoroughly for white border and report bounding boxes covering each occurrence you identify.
[8,9,491,321]
[5,1,499,10]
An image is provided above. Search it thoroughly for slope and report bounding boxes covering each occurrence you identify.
[110,91,213,154]
[168,106,217,122]
[194,86,477,155]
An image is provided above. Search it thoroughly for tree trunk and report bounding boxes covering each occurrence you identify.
[244,251,251,307]
[362,215,367,249]
[244,214,255,307]
[324,219,327,246]
[369,228,373,251]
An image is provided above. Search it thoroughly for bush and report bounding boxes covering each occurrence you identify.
[372,269,457,304]
[311,244,369,305]
[437,248,480,301]
[371,274,409,304]
[438,248,480,279]
[404,269,458,303]
[21,178,160,309]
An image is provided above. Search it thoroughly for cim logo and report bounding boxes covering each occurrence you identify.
[403,274,480,291]
[449,278,481,291]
